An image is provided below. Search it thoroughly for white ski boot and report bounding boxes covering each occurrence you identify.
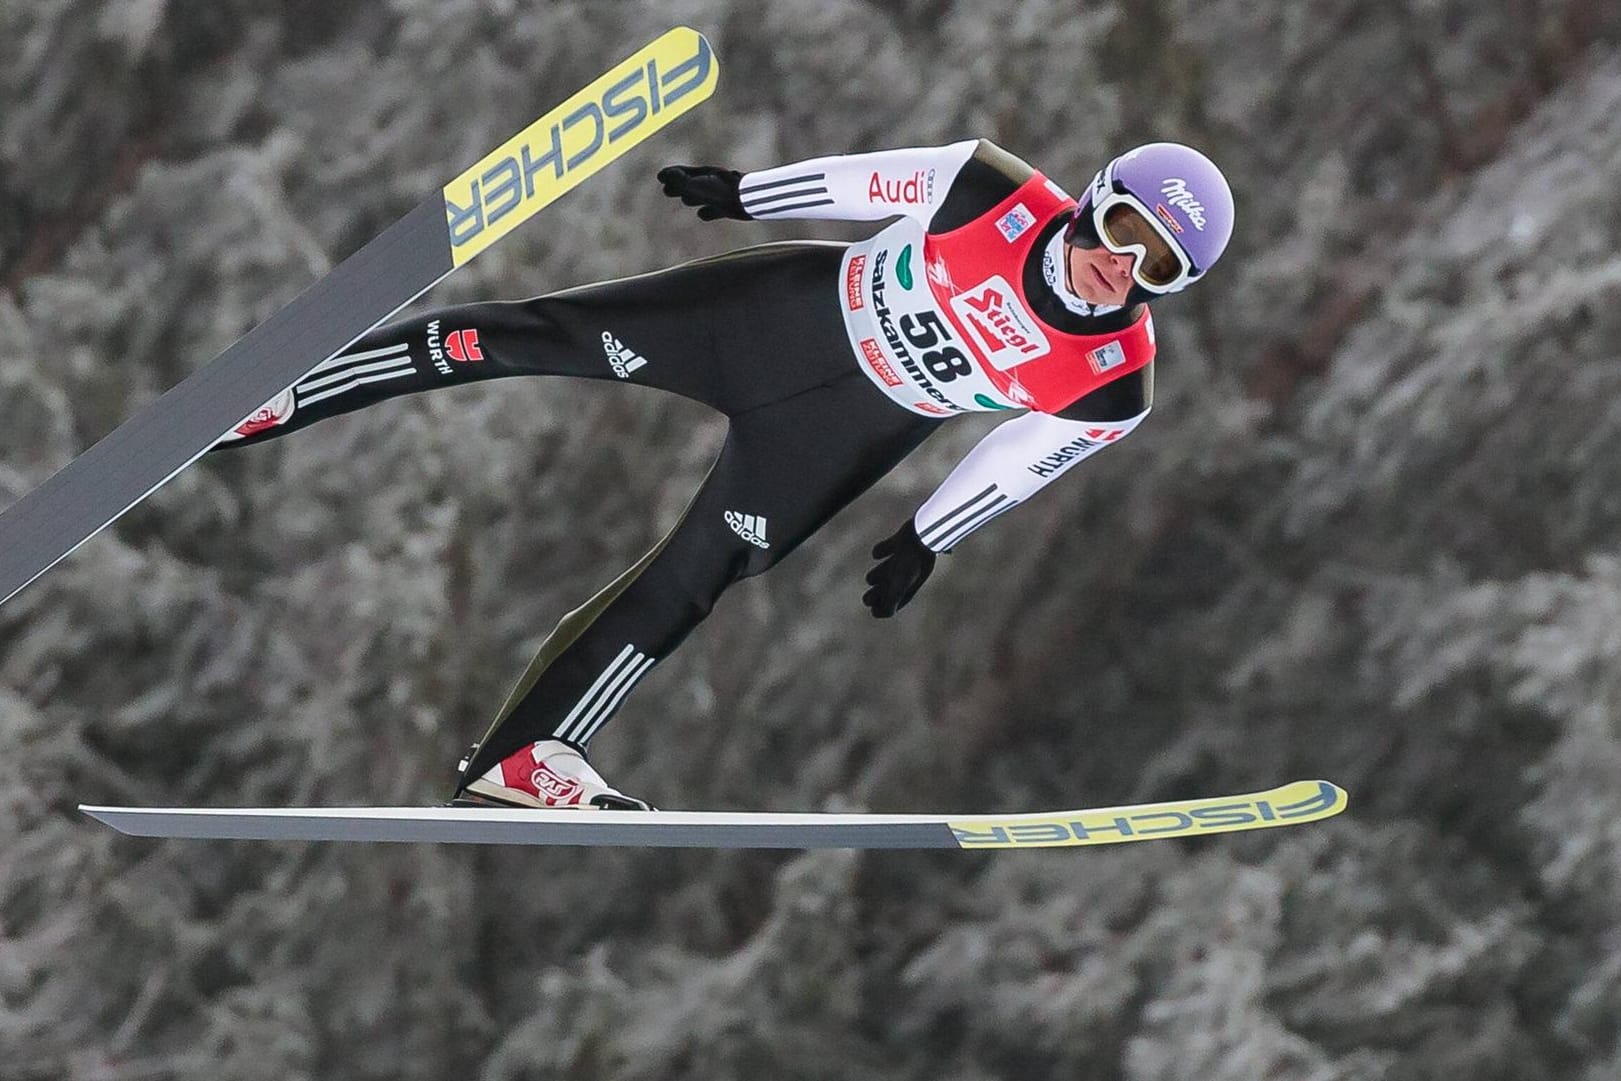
[460,739,651,810]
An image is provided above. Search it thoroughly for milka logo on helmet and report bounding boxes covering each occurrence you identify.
[1160,178,1206,230]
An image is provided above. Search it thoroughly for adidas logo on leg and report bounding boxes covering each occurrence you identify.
[724,511,770,549]
[600,331,649,379]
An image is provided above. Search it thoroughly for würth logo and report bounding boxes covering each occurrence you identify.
[446,329,484,362]
[601,332,649,379]
[724,511,769,549]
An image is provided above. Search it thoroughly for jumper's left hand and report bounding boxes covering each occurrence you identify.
[863,519,937,618]
[657,165,750,221]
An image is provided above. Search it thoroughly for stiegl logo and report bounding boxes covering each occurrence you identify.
[601,332,648,379]
[724,511,769,549]
[949,276,1051,370]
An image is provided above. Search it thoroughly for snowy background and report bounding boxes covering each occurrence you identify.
[3,1,1621,1078]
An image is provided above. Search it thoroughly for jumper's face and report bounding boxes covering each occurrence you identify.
[1065,241,1135,307]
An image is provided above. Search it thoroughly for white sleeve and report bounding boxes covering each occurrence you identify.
[912,409,1150,552]
[738,141,979,226]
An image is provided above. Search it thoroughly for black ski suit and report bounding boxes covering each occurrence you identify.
[216,242,940,781]
[214,139,1155,790]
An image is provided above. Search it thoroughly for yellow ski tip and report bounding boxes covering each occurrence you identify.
[948,779,1348,849]
[443,26,719,266]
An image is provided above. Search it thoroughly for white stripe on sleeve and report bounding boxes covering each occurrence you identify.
[912,409,1149,552]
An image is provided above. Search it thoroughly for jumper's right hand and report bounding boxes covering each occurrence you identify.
[863,519,937,619]
[657,165,750,221]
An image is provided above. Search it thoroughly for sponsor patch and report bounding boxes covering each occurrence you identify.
[601,332,648,379]
[1087,340,1127,374]
[845,255,867,311]
[1153,204,1184,234]
[1028,435,1102,477]
[1086,427,1126,442]
[1160,178,1207,230]
[860,338,902,387]
[867,168,934,205]
[914,401,951,416]
[530,762,583,804]
[227,388,296,440]
[724,511,770,549]
[948,276,1051,370]
[427,319,450,375]
[445,328,484,362]
[995,202,1035,242]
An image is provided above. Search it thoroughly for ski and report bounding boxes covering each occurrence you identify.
[0,26,717,609]
[80,779,1347,850]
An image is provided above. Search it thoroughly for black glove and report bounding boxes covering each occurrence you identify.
[657,165,750,221]
[863,520,937,619]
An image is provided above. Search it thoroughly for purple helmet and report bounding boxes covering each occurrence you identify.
[1066,142,1235,297]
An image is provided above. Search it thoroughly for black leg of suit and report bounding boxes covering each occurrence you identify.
[212,242,941,786]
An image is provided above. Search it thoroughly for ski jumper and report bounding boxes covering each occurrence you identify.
[211,140,1157,785]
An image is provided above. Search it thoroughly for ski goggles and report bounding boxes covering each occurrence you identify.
[1073,171,1199,295]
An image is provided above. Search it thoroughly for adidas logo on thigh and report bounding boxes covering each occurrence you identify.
[601,332,649,379]
[724,511,769,549]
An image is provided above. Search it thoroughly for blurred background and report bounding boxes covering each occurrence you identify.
[3,1,1620,1078]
